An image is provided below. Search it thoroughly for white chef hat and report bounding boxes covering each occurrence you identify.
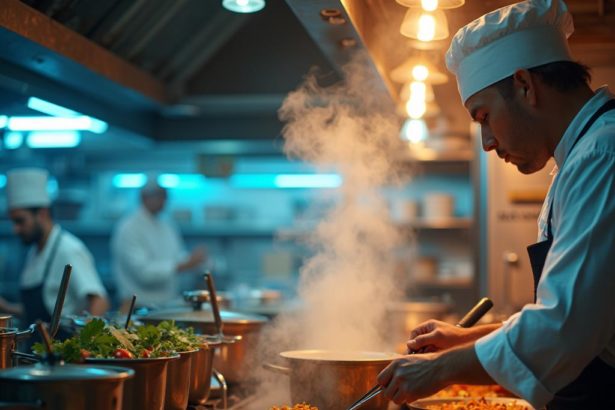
[445,0,574,103]
[6,168,51,210]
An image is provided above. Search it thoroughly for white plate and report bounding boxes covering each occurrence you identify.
[409,397,535,410]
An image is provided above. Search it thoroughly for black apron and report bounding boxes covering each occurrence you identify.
[20,230,63,325]
[526,99,615,410]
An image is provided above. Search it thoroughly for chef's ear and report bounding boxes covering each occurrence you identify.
[512,69,536,105]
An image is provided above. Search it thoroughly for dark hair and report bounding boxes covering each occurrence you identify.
[494,61,591,99]
[26,207,53,219]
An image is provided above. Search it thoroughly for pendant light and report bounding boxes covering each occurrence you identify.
[222,0,265,13]
[400,7,449,41]
[390,58,448,84]
[395,0,465,9]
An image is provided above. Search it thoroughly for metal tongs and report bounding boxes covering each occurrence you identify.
[346,297,494,410]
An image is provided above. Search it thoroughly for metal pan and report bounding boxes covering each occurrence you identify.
[409,397,535,410]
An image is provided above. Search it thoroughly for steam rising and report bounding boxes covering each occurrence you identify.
[252,52,412,406]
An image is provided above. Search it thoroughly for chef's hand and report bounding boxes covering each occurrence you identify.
[177,246,207,272]
[377,353,445,405]
[407,320,502,353]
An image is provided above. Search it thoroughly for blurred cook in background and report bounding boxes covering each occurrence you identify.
[111,176,207,312]
[1,168,109,326]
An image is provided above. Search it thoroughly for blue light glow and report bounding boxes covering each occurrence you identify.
[231,173,342,189]
[222,0,265,13]
[158,174,205,189]
[4,132,24,149]
[0,116,8,129]
[0,174,5,189]
[27,131,81,148]
[27,97,81,117]
[113,173,146,188]
[8,116,108,134]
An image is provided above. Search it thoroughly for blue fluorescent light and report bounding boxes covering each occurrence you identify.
[222,0,265,13]
[0,174,5,189]
[4,132,24,149]
[8,116,108,134]
[158,174,205,189]
[275,174,342,188]
[0,115,8,129]
[113,173,146,188]
[27,131,81,148]
[231,173,342,189]
[27,97,81,117]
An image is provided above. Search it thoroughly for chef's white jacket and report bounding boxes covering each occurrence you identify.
[20,225,108,316]
[111,207,188,307]
[475,87,615,408]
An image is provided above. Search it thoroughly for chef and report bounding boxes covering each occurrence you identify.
[377,1,615,409]
[5,168,109,326]
[111,177,206,311]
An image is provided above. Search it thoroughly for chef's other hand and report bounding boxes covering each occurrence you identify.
[406,320,468,353]
[377,353,445,405]
[177,246,207,272]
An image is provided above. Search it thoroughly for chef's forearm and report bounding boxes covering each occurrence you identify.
[439,342,496,385]
[466,323,502,342]
[87,294,109,316]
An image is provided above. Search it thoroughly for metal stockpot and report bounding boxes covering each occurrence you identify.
[164,349,198,410]
[189,340,221,405]
[0,363,133,410]
[266,350,400,410]
[0,315,11,328]
[141,307,267,384]
[87,355,179,410]
[0,327,34,369]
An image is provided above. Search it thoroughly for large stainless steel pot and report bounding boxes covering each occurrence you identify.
[267,350,400,410]
[87,355,179,410]
[140,307,267,384]
[386,301,451,353]
[0,363,133,410]
[165,349,198,410]
[0,327,34,369]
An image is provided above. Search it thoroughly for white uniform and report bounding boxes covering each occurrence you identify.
[111,206,188,307]
[475,87,615,408]
[20,225,108,316]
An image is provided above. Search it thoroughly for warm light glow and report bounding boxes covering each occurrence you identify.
[417,13,436,41]
[421,0,438,11]
[400,8,449,41]
[412,64,429,81]
[410,81,427,101]
[401,119,428,144]
[406,98,427,119]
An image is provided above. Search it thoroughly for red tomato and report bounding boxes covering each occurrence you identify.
[80,349,91,360]
[113,348,134,359]
[140,349,151,358]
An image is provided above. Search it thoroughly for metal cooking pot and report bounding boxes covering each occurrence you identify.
[189,339,221,405]
[140,307,267,384]
[386,301,451,352]
[0,363,133,410]
[87,354,179,410]
[0,315,11,329]
[165,349,198,410]
[266,350,400,410]
[0,327,34,369]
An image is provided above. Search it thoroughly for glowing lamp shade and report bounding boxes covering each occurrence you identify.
[395,0,465,9]
[400,8,449,41]
[390,59,448,84]
[222,0,265,13]
[400,81,435,103]
[401,118,428,144]
[398,100,441,119]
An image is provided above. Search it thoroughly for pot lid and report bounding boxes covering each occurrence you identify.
[280,350,401,363]
[0,363,134,381]
[142,307,268,324]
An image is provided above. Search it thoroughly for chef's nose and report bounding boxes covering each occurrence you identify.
[481,126,497,151]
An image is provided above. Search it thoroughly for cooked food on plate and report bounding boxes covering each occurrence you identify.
[270,403,318,410]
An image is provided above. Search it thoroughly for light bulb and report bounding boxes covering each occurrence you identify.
[417,13,436,41]
[421,0,438,11]
[400,8,449,41]
[412,65,429,81]
[406,98,427,119]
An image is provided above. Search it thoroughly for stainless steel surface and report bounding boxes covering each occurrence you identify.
[165,349,198,410]
[49,264,72,339]
[87,355,179,410]
[386,301,451,352]
[183,290,231,310]
[0,363,133,410]
[275,350,400,410]
[141,307,267,385]
[0,326,34,369]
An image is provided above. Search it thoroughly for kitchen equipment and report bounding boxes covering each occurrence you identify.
[386,300,451,352]
[266,350,400,410]
[347,298,494,410]
[408,397,534,410]
[0,321,133,410]
[87,355,179,410]
[141,274,265,385]
[188,338,222,405]
[165,348,198,410]
[183,290,232,310]
[423,193,454,221]
[124,294,137,329]
[0,315,11,328]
